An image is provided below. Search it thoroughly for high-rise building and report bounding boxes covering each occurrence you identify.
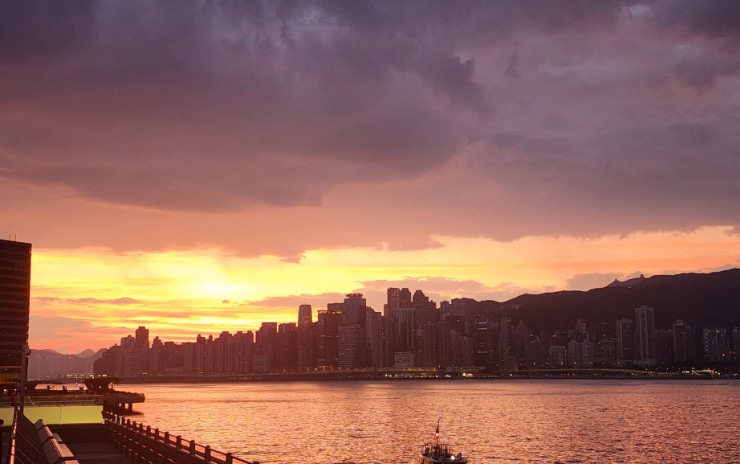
[399,288,412,309]
[702,327,730,362]
[634,305,656,365]
[615,319,634,364]
[672,320,695,363]
[343,293,366,325]
[397,307,415,352]
[386,288,401,320]
[0,239,32,389]
[385,288,401,367]
[298,304,312,327]
[338,324,364,369]
[135,326,150,350]
[317,308,342,369]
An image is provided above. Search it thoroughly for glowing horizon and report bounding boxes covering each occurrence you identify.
[28,226,740,353]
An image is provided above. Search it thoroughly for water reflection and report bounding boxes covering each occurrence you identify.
[124,380,740,464]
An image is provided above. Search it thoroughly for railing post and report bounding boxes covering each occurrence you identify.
[147,425,151,436]
[176,435,182,450]
[189,440,196,455]
[225,452,233,464]
[163,431,169,444]
[204,445,211,463]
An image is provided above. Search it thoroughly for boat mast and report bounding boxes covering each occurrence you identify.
[434,419,440,447]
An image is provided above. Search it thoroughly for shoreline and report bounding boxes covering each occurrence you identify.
[114,370,739,384]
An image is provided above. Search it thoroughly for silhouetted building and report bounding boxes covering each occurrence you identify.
[135,326,149,350]
[365,308,384,368]
[397,307,415,352]
[498,317,516,370]
[298,304,312,327]
[548,345,566,367]
[616,319,634,364]
[297,321,316,370]
[672,320,695,364]
[634,306,656,365]
[338,324,364,369]
[655,329,674,366]
[343,293,366,325]
[593,338,616,366]
[0,239,32,389]
[703,327,730,362]
[317,307,342,369]
[473,318,495,368]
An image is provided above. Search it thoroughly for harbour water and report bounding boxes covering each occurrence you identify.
[123,379,740,463]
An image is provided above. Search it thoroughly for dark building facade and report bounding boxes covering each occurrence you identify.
[0,239,32,389]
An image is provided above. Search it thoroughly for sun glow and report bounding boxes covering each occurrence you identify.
[28,226,740,352]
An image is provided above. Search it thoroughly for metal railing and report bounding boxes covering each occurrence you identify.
[103,412,257,464]
[8,407,18,464]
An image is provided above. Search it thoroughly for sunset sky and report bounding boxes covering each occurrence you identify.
[2,1,739,353]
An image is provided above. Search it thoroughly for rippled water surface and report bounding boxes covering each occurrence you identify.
[123,380,740,463]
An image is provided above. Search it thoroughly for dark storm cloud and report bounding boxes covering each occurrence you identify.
[2,0,740,248]
[2,0,488,210]
[651,0,740,38]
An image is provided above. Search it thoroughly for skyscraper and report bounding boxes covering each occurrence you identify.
[634,305,656,365]
[135,326,150,350]
[298,304,312,327]
[615,319,634,364]
[0,239,32,389]
[342,293,366,325]
[672,319,694,363]
[396,307,415,352]
[385,288,401,367]
[386,288,400,320]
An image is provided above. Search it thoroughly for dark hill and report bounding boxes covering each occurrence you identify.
[498,269,740,332]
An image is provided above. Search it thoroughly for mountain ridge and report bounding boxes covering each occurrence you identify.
[498,268,740,332]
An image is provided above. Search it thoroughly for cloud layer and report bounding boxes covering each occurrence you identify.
[3,1,740,258]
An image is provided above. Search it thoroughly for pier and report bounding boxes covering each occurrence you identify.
[102,392,146,414]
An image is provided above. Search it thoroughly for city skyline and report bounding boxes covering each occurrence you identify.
[3,1,740,352]
[34,269,740,369]
[86,285,738,379]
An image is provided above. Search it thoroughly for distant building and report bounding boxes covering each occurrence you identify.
[634,306,656,365]
[593,338,617,366]
[548,345,566,368]
[0,239,32,389]
[672,320,695,364]
[298,304,312,327]
[385,288,401,367]
[317,307,341,369]
[394,351,415,368]
[397,307,415,352]
[135,326,149,350]
[343,293,366,325]
[338,324,363,369]
[615,319,634,364]
[654,329,674,366]
[702,327,730,362]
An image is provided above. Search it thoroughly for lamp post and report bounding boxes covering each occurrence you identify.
[19,343,31,416]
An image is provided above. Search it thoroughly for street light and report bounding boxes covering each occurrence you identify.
[19,343,31,416]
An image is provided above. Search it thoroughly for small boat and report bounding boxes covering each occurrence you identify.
[419,421,467,464]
